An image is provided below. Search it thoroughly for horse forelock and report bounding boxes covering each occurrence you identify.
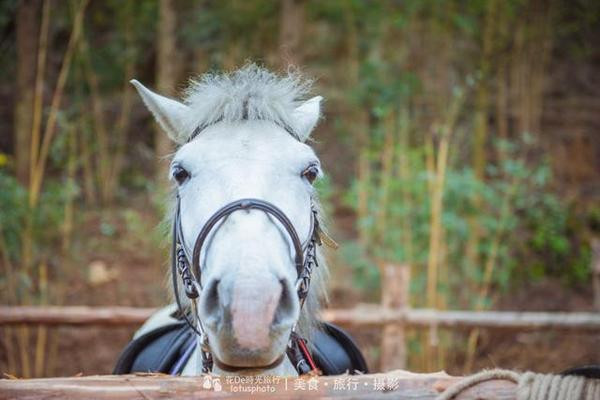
[181,63,313,142]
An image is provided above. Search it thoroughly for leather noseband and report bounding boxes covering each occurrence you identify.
[190,199,306,288]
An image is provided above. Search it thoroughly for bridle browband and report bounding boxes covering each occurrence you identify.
[171,194,323,374]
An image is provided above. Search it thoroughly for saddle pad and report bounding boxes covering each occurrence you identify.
[114,321,368,375]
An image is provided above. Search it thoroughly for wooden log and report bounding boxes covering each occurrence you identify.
[323,306,600,331]
[0,306,156,326]
[379,262,410,371]
[2,306,600,331]
[0,371,517,400]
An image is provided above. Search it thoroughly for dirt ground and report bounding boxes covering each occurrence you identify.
[1,205,598,378]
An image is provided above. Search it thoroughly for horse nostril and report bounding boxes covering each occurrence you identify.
[202,278,220,317]
[273,279,296,326]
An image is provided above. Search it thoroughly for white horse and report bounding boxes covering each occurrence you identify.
[129,65,330,376]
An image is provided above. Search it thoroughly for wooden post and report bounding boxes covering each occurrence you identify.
[154,0,177,187]
[380,262,410,371]
[592,238,600,312]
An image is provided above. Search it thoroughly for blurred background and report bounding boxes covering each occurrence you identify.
[0,0,599,379]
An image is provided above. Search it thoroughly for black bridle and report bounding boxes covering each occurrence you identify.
[171,195,322,374]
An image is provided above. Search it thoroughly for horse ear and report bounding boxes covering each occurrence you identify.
[293,96,322,142]
[130,79,190,144]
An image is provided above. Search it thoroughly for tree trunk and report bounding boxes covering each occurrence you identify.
[278,0,305,68]
[155,0,177,185]
[14,0,40,185]
[375,113,396,242]
[473,0,497,178]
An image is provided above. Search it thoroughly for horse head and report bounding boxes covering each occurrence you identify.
[131,65,328,375]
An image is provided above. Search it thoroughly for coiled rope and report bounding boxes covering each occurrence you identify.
[437,369,600,400]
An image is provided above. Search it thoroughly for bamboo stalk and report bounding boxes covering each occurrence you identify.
[17,325,31,378]
[375,112,396,243]
[495,4,509,143]
[424,135,435,198]
[21,0,51,285]
[472,0,497,179]
[343,5,371,248]
[437,227,450,370]
[395,108,414,264]
[79,117,97,206]
[464,3,556,373]
[18,0,88,379]
[425,91,464,370]
[425,132,448,371]
[463,2,499,354]
[528,5,553,139]
[80,35,111,204]
[28,0,50,189]
[45,125,78,377]
[512,22,526,136]
[106,59,135,196]
[29,0,89,206]
[0,226,18,375]
[463,160,521,372]
[71,58,96,206]
[34,262,48,377]
[61,126,77,253]
[422,134,435,371]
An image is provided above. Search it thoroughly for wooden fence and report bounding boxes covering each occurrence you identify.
[0,370,517,399]
[2,264,599,399]
[2,304,600,331]
[2,263,600,373]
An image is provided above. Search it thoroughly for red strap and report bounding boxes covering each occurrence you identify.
[297,337,319,372]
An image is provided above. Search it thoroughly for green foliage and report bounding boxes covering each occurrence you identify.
[340,240,381,295]
[85,1,157,88]
[180,1,278,69]
[2,0,597,315]
[0,170,27,261]
[314,173,334,215]
[0,170,72,263]
[515,190,591,285]
[343,135,588,308]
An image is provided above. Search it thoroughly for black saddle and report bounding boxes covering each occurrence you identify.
[114,321,368,376]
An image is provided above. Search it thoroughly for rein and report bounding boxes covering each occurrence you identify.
[171,194,323,374]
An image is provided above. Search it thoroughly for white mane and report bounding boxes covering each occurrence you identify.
[182,64,313,141]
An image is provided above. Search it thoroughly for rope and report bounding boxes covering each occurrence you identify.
[437,369,600,400]
[436,369,519,399]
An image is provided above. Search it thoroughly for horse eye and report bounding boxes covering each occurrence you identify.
[302,165,319,184]
[172,166,190,184]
